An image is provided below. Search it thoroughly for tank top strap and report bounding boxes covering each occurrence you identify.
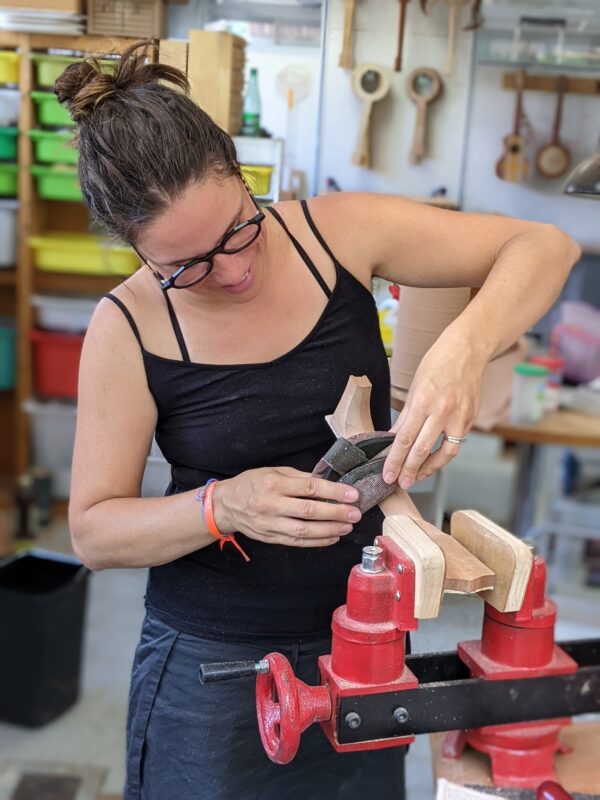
[104,293,144,350]
[162,290,191,363]
[266,206,331,299]
[300,199,340,267]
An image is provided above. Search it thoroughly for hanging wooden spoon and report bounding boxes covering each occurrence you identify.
[394,0,411,72]
[536,76,571,180]
[407,67,443,164]
[444,0,469,75]
[339,0,357,69]
[351,64,391,168]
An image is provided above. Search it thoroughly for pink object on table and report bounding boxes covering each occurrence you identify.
[552,301,600,384]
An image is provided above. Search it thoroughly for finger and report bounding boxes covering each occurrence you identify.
[278,519,355,548]
[279,471,360,505]
[382,409,428,486]
[284,497,362,525]
[397,417,443,489]
[415,438,462,481]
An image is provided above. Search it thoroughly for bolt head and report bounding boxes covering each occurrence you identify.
[344,711,362,729]
[393,706,410,724]
[394,590,401,601]
[396,563,404,573]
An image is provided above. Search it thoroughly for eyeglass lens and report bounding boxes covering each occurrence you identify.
[173,221,262,287]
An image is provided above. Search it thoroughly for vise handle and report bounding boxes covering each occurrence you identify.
[199,659,270,684]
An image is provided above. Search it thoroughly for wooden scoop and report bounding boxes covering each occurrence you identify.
[407,67,443,164]
[536,76,571,179]
[351,64,391,168]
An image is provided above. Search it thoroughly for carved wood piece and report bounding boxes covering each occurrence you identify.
[450,510,533,612]
[339,0,357,69]
[412,517,495,593]
[383,516,446,619]
[407,67,443,164]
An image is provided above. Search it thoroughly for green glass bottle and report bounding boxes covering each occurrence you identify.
[242,67,261,136]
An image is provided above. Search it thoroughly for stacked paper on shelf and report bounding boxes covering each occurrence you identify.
[0,8,85,35]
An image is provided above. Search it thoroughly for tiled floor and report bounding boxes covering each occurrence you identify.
[0,518,598,798]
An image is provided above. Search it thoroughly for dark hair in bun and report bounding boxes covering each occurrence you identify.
[54,40,240,243]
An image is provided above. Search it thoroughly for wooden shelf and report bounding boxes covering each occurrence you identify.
[1,33,144,480]
[34,270,125,295]
[0,270,16,287]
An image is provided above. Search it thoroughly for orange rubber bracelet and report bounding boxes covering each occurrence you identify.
[203,480,250,563]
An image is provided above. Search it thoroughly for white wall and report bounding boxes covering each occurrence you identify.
[245,46,321,197]
[317,0,475,198]
[462,65,600,245]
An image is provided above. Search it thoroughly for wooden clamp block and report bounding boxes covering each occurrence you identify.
[412,518,495,594]
[451,510,533,613]
[383,516,446,619]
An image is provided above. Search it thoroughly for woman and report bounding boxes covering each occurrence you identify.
[61,42,579,800]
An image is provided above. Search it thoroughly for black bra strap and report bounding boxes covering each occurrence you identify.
[162,290,191,363]
[300,200,340,267]
[267,206,332,299]
[104,293,143,350]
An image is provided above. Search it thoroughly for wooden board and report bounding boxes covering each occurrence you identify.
[159,39,188,75]
[430,722,600,796]
[450,510,533,612]
[412,518,495,594]
[383,516,446,619]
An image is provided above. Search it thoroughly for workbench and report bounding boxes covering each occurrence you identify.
[430,721,600,798]
[391,387,600,534]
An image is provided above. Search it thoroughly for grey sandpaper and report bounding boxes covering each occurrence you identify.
[469,787,600,800]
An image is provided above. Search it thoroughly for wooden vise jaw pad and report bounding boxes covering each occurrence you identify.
[383,516,446,620]
[450,510,533,613]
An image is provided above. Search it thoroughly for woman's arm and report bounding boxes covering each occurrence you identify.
[70,299,360,570]
[306,193,581,488]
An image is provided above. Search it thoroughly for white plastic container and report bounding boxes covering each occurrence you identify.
[508,362,549,424]
[0,199,17,267]
[31,294,98,333]
[23,399,77,499]
[0,89,19,126]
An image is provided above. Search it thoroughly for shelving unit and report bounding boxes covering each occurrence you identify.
[0,33,137,495]
[0,31,286,497]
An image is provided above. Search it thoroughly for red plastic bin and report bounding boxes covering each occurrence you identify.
[29,328,84,399]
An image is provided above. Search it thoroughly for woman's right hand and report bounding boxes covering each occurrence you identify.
[213,467,362,547]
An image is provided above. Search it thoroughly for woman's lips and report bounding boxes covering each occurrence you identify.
[221,263,255,294]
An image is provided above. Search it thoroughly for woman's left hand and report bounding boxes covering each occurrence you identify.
[383,340,486,489]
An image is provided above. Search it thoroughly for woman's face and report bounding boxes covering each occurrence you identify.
[135,175,266,303]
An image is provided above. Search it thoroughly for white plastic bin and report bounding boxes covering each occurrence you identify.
[0,199,17,268]
[141,455,171,498]
[23,399,77,499]
[0,89,19,127]
[31,294,98,333]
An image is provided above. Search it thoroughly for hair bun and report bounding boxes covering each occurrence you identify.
[54,40,190,124]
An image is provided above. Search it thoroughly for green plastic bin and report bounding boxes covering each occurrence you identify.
[30,91,74,129]
[28,130,76,165]
[30,165,82,202]
[0,318,16,389]
[0,163,18,197]
[0,128,17,161]
[30,54,116,89]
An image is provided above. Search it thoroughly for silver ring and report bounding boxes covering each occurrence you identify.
[445,435,466,445]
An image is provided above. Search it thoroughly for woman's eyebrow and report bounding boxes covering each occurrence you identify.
[162,202,245,267]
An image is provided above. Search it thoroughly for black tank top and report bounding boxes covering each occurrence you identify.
[106,201,391,642]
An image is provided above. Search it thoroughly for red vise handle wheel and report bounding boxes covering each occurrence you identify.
[256,652,332,764]
[537,782,573,800]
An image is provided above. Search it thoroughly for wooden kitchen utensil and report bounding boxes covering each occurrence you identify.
[444,0,469,75]
[339,0,357,69]
[407,67,443,164]
[394,0,411,72]
[496,68,530,183]
[351,64,391,168]
[536,76,571,179]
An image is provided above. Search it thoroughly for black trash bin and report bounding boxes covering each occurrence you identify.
[0,548,90,727]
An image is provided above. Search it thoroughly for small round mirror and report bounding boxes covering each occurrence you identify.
[361,70,381,94]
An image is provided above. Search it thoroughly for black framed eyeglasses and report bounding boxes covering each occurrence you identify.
[134,189,265,290]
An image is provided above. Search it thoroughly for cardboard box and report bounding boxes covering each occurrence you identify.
[0,0,83,11]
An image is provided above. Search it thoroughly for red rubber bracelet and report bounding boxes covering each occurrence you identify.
[203,480,250,563]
